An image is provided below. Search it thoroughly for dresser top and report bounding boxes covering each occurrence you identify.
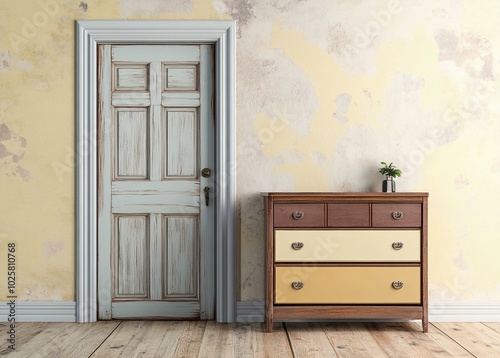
[261,192,429,198]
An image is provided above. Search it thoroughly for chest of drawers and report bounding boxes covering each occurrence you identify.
[262,192,428,333]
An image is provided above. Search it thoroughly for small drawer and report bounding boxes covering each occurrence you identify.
[372,204,422,227]
[328,204,369,227]
[275,266,421,304]
[274,230,420,262]
[273,204,325,227]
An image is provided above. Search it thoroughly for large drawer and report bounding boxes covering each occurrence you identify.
[275,230,420,262]
[275,266,421,304]
[274,204,325,227]
[372,204,422,227]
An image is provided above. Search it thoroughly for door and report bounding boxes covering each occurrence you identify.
[97,44,215,319]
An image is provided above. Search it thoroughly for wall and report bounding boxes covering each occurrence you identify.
[0,0,499,310]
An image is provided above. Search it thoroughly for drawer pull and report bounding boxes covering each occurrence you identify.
[291,242,304,250]
[292,211,304,220]
[392,211,404,220]
[392,281,404,290]
[291,281,305,290]
[392,242,404,250]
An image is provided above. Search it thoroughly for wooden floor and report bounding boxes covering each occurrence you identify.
[1,321,499,357]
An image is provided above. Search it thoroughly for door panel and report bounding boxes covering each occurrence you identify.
[113,64,149,91]
[114,215,149,298]
[98,44,214,320]
[115,109,149,179]
[165,109,198,178]
[165,215,198,299]
[165,65,197,90]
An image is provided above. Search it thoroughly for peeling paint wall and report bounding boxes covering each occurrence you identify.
[0,0,499,307]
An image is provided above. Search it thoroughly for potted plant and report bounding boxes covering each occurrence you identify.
[378,162,402,192]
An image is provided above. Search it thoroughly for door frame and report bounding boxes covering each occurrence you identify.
[75,20,236,323]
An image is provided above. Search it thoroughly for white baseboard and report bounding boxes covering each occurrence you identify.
[236,301,500,323]
[2,301,497,323]
[428,302,500,322]
[0,302,76,322]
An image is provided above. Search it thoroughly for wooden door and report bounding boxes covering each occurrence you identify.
[97,45,214,320]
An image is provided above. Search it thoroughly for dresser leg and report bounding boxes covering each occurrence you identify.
[422,319,428,333]
[265,319,273,333]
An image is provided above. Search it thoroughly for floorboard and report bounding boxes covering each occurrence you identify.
[198,322,292,358]
[364,322,439,358]
[160,321,206,357]
[434,322,500,357]
[483,322,500,334]
[426,324,474,357]
[90,321,207,358]
[0,321,497,357]
[1,323,74,357]
[286,322,338,357]
[0,322,48,355]
[321,322,387,357]
[50,321,120,357]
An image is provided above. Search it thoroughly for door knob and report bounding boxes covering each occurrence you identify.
[202,168,211,178]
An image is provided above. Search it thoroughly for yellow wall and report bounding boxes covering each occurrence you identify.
[1,0,499,306]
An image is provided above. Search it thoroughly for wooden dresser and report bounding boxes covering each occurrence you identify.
[262,192,428,333]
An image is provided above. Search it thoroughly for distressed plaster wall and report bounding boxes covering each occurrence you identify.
[0,0,499,308]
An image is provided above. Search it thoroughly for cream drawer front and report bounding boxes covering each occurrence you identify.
[275,266,421,304]
[275,230,420,262]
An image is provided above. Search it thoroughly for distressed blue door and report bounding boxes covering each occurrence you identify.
[98,45,215,319]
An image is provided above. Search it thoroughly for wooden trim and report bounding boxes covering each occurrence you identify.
[265,196,274,333]
[76,20,236,323]
[274,263,421,268]
[261,192,429,198]
[260,194,426,203]
[422,195,429,332]
[273,306,423,320]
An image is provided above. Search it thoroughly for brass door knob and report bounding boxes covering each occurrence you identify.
[201,168,211,178]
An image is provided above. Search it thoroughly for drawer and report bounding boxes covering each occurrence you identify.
[274,204,325,227]
[328,204,369,227]
[372,204,422,227]
[275,266,421,304]
[275,230,420,262]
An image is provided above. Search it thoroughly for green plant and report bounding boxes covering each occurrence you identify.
[378,162,402,178]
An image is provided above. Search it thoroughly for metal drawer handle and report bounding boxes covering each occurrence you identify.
[392,281,404,290]
[291,242,304,250]
[291,281,304,290]
[292,211,304,220]
[392,242,404,250]
[392,211,404,220]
